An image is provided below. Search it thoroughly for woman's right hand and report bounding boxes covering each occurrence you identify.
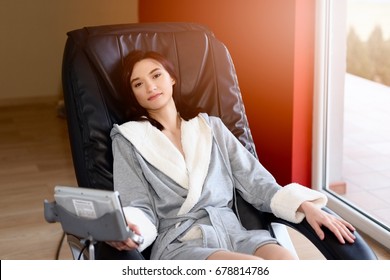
[106,222,141,251]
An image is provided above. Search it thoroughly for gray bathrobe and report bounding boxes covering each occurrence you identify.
[110,113,326,260]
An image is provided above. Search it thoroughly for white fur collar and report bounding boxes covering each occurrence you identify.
[115,114,212,216]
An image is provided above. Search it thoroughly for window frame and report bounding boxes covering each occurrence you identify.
[312,0,390,249]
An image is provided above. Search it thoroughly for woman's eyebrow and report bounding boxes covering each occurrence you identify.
[149,67,161,75]
[130,67,161,84]
[130,77,140,84]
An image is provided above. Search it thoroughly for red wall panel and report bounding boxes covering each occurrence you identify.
[139,0,314,186]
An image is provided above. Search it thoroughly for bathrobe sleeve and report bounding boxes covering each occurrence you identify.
[208,116,327,223]
[111,127,158,250]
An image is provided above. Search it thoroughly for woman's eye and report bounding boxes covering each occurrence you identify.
[133,82,142,88]
[153,73,162,79]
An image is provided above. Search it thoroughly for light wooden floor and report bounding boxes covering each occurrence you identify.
[0,102,389,260]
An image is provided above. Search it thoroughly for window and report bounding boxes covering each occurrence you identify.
[313,0,390,249]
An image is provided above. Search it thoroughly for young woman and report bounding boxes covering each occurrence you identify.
[107,50,356,260]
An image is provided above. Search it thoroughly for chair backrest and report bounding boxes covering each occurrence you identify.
[62,22,263,230]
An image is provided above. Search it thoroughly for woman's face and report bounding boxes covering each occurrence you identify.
[130,58,176,112]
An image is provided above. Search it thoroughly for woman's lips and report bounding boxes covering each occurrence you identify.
[148,93,162,101]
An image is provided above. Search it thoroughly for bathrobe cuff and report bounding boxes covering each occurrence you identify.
[270,183,328,223]
[123,206,158,252]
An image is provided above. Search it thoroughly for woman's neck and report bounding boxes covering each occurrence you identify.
[148,104,180,132]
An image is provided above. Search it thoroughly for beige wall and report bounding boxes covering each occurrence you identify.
[0,0,138,105]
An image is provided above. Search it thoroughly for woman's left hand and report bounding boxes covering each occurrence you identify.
[299,201,356,244]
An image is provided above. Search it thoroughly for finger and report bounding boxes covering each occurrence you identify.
[319,217,346,244]
[129,224,142,236]
[308,220,325,240]
[341,220,356,232]
[339,224,356,243]
[334,220,351,243]
[107,241,124,250]
[107,240,137,251]
[332,218,356,243]
[329,221,356,244]
[123,238,139,250]
[330,227,345,244]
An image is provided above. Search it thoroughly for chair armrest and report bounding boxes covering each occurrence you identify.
[264,207,378,260]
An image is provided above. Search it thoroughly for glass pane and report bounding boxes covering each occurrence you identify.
[329,0,390,230]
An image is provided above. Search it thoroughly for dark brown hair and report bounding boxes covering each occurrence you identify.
[122,50,199,130]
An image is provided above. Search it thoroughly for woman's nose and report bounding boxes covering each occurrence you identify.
[146,81,157,93]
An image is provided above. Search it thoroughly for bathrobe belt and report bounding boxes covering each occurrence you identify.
[158,210,208,233]
[152,210,207,259]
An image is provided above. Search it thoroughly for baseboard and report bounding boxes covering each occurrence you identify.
[329,181,347,195]
[0,95,60,107]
